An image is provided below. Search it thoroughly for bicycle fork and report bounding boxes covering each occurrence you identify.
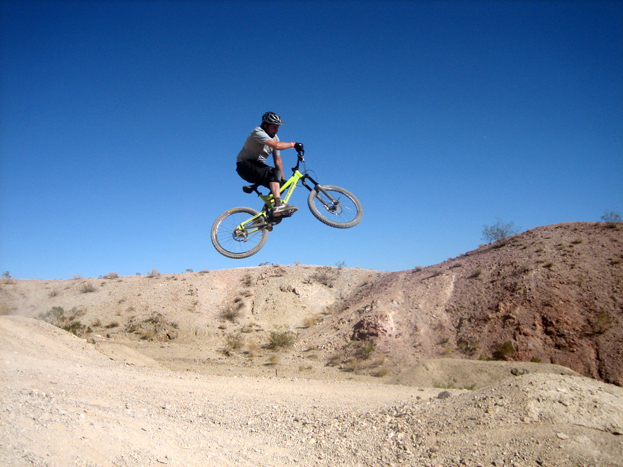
[301,175,341,211]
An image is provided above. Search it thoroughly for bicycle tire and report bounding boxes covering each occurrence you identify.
[307,185,363,229]
[211,207,269,259]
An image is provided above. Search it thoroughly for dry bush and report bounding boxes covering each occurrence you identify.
[303,313,321,328]
[79,282,97,293]
[371,367,389,377]
[241,274,254,287]
[310,267,337,287]
[38,306,91,337]
[267,331,295,349]
[343,358,361,372]
[226,333,244,351]
[493,341,516,360]
[245,340,258,356]
[469,268,483,279]
[220,297,245,323]
[326,352,342,366]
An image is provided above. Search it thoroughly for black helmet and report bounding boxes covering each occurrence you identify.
[262,111,284,126]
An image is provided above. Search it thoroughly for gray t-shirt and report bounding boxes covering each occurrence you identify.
[237,127,280,163]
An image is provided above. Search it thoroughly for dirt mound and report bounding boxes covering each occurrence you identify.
[390,358,579,389]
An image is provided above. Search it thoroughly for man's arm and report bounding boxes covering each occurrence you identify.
[264,139,296,150]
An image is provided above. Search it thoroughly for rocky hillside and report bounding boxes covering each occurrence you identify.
[302,221,623,385]
[1,221,621,386]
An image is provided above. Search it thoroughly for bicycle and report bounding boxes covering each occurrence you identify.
[211,146,363,259]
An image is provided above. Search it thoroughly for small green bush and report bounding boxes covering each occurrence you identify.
[482,218,520,243]
[354,341,376,360]
[493,341,516,360]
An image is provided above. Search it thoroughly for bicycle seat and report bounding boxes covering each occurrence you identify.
[242,184,260,194]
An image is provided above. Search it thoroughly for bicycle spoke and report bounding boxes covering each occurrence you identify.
[307,185,363,229]
[211,208,269,258]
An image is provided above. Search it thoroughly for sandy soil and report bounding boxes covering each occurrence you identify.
[2,315,622,467]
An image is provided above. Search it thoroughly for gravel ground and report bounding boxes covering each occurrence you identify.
[2,315,622,467]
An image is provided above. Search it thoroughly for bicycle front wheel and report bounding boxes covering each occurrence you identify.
[307,185,363,229]
[211,207,269,259]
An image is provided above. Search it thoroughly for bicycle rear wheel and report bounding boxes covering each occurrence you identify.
[211,207,269,259]
[307,185,363,228]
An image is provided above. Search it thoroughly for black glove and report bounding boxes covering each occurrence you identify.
[294,142,304,152]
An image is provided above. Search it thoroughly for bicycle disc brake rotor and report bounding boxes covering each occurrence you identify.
[233,228,247,242]
[325,201,342,215]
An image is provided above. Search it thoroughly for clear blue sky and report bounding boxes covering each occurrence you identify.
[1,0,621,279]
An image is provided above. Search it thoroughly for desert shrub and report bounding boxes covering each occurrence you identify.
[493,341,516,360]
[530,357,542,363]
[63,321,91,336]
[79,282,97,293]
[354,341,376,360]
[310,266,337,287]
[245,340,258,356]
[241,274,253,287]
[267,331,295,349]
[326,352,342,366]
[457,339,479,355]
[146,268,160,278]
[601,210,621,224]
[469,268,483,279]
[371,366,389,378]
[482,218,520,243]
[594,311,614,334]
[343,358,360,372]
[103,272,119,279]
[38,306,90,336]
[303,313,321,328]
[226,333,244,351]
[219,306,243,323]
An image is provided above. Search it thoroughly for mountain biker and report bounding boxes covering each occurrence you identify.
[236,112,304,216]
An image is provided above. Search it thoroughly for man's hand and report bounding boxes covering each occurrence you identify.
[294,142,304,153]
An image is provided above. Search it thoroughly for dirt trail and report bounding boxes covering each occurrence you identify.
[2,315,622,467]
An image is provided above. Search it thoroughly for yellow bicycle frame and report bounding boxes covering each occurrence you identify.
[236,167,306,233]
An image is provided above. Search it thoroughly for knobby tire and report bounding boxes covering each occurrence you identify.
[211,207,269,259]
[307,185,363,229]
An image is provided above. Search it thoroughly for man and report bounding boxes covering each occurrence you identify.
[236,112,303,216]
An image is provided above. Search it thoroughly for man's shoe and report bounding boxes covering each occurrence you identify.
[272,203,298,217]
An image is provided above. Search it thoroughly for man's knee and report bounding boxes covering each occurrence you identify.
[272,168,282,183]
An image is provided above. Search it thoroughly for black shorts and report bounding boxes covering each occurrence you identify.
[236,160,282,188]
